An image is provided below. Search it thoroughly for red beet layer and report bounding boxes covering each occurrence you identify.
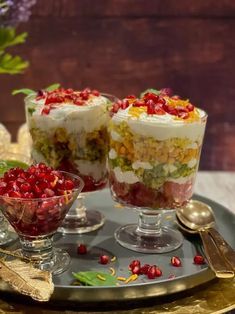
[109,171,194,209]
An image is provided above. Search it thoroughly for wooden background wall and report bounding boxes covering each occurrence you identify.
[1,0,235,170]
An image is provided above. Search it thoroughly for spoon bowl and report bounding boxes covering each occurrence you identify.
[176,200,215,231]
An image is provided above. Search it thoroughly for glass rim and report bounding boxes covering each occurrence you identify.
[0,170,84,202]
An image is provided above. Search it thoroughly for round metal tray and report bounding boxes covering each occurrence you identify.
[1,189,235,302]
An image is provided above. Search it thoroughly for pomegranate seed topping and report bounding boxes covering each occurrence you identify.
[92,89,100,96]
[194,255,205,265]
[126,95,136,99]
[178,111,189,119]
[133,100,145,107]
[41,106,50,115]
[99,255,110,265]
[186,103,194,111]
[77,244,87,255]
[171,256,182,267]
[144,92,159,102]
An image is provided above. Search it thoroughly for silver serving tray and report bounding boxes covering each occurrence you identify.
[1,189,235,302]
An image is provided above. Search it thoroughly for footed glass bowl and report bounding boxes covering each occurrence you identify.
[0,171,84,275]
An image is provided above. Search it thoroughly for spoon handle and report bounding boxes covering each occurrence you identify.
[199,230,234,278]
[207,227,235,270]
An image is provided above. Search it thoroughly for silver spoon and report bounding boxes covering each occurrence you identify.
[176,200,235,278]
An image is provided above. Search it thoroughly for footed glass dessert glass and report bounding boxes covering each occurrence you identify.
[25,87,117,234]
[0,152,30,246]
[108,90,207,253]
[0,171,83,274]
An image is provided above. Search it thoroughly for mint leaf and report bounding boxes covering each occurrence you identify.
[45,83,60,91]
[72,271,117,286]
[0,27,27,51]
[0,53,29,74]
[12,88,35,96]
[140,88,160,98]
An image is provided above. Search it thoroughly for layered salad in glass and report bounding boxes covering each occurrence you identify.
[25,87,111,192]
[108,89,207,208]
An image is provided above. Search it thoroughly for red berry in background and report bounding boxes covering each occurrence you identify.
[99,255,109,265]
[171,256,182,267]
[194,255,205,265]
[77,244,87,255]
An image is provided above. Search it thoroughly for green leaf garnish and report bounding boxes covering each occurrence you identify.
[0,27,29,75]
[72,271,117,286]
[0,53,29,74]
[45,83,60,91]
[0,160,29,176]
[12,83,61,96]
[140,88,160,98]
[12,88,35,96]
[0,27,27,51]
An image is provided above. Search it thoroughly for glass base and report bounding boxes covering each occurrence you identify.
[0,230,18,246]
[16,247,70,275]
[59,209,105,234]
[114,224,183,253]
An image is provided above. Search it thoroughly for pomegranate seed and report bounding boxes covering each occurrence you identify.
[41,106,50,115]
[9,191,22,198]
[64,180,75,190]
[178,111,189,119]
[99,255,109,265]
[155,267,162,277]
[147,265,158,279]
[129,260,141,270]
[44,188,55,197]
[186,103,194,111]
[77,244,87,255]
[74,99,84,106]
[126,94,136,99]
[171,256,182,267]
[120,99,129,110]
[194,255,205,265]
[21,183,31,192]
[133,100,145,107]
[131,265,141,275]
[160,88,172,96]
[140,264,151,275]
[144,92,159,102]
[91,89,100,96]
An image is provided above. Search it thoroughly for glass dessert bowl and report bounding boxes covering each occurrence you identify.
[0,152,30,246]
[25,87,117,234]
[0,163,84,274]
[108,89,207,253]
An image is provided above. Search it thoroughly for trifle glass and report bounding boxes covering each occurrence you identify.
[108,89,207,253]
[25,87,116,233]
[0,163,84,274]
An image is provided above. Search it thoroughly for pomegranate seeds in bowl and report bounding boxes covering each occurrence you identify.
[0,163,84,274]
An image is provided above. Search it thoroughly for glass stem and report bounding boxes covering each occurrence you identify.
[136,211,162,236]
[19,234,54,264]
[66,194,87,220]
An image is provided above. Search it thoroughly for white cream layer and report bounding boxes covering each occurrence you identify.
[112,107,206,143]
[26,95,109,133]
